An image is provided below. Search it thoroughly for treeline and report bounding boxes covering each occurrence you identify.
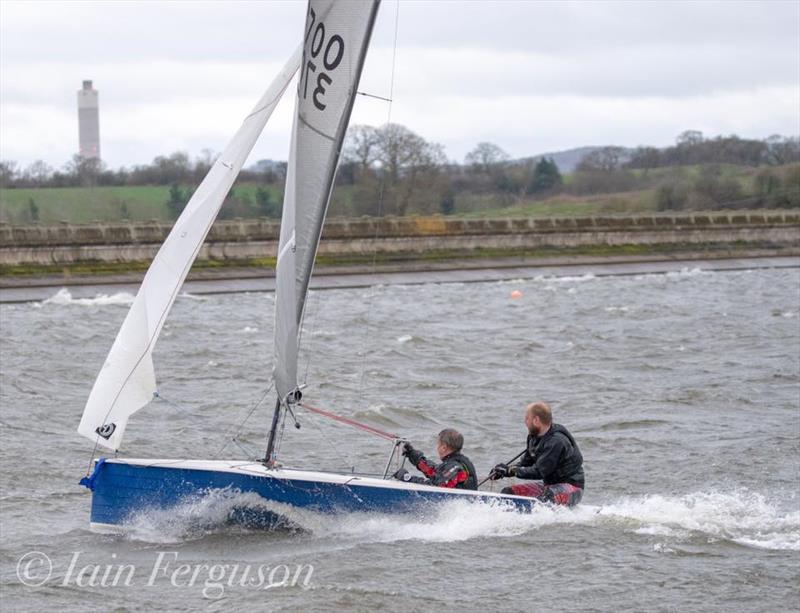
[1,128,798,219]
[0,151,285,190]
[627,131,799,168]
[556,131,800,211]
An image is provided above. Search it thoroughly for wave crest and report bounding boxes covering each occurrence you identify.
[117,486,798,551]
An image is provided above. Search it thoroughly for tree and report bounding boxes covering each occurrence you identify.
[218,187,256,219]
[64,154,103,187]
[0,160,19,188]
[256,187,280,217]
[439,188,456,215]
[691,166,743,209]
[152,151,191,184]
[344,125,380,174]
[754,169,781,200]
[656,183,689,211]
[626,146,661,169]
[676,130,704,147]
[192,148,218,182]
[526,157,562,195]
[577,146,626,172]
[27,198,39,222]
[166,183,189,218]
[375,124,447,215]
[464,142,509,174]
[765,135,800,166]
[783,165,800,208]
[24,160,53,186]
[345,123,447,216]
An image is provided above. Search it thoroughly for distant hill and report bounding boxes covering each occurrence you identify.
[519,146,636,173]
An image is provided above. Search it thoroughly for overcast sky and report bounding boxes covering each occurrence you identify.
[1,0,798,170]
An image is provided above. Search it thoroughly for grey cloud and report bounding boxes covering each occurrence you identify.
[1,0,798,167]
[0,1,304,62]
[397,1,798,53]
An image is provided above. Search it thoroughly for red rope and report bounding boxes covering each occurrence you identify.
[298,401,399,441]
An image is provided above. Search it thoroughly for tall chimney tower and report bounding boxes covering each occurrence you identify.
[77,80,100,160]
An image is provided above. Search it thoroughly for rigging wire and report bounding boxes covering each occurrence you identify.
[356,91,392,103]
[274,403,290,460]
[83,390,195,475]
[298,407,358,470]
[356,0,401,400]
[213,382,274,459]
[299,401,398,440]
[232,438,260,460]
[84,436,101,477]
[152,391,192,414]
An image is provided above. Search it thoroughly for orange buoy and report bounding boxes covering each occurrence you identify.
[510,290,523,299]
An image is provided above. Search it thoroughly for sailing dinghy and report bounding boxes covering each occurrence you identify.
[78,0,536,532]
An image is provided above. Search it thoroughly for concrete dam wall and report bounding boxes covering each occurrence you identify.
[1,212,798,266]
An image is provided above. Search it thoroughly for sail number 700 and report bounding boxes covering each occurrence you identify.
[302,7,345,112]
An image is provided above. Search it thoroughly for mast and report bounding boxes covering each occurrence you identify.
[264,398,282,465]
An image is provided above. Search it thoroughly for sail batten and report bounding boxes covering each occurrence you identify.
[78,47,302,451]
[273,0,381,404]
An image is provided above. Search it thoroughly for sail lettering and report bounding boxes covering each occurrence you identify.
[301,6,345,111]
[95,423,116,439]
[323,35,344,70]
[310,22,325,57]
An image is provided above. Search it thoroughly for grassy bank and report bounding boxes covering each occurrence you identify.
[5,163,792,224]
[1,182,653,224]
[0,184,284,224]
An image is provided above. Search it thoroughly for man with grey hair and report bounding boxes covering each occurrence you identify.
[392,428,478,490]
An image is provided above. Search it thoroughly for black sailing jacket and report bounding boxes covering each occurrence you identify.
[516,423,585,488]
[406,449,478,490]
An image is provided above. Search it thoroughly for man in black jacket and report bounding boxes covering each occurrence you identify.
[490,402,584,506]
[393,428,478,490]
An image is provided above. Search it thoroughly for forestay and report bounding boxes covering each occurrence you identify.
[78,49,301,451]
[274,0,380,402]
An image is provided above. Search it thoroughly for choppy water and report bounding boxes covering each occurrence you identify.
[1,266,799,611]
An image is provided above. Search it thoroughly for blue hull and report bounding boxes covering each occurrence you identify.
[83,458,536,530]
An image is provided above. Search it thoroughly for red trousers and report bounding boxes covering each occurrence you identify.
[503,481,583,506]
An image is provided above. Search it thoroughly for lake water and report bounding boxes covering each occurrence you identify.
[1,264,798,611]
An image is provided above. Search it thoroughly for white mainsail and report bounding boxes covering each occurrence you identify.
[78,48,302,451]
[273,0,381,402]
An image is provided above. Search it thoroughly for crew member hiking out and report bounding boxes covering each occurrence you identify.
[393,428,477,490]
[490,402,584,506]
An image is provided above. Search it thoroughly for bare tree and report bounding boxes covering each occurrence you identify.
[64,154,103,187]
[23,160,53,185]
[374,123,446,215]
[192,148,218,182]
[676,130,704,147]
[0,160,19,188]
[464,142,509,174]
[576,146,626,172]
[765,135,800,166]
[344,125,380,173]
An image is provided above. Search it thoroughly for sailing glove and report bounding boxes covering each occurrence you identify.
[392,468,412,482]
[402,443,424,465]
[491,463,516,479]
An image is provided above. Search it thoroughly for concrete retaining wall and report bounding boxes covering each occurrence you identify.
[1,212,798,266]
